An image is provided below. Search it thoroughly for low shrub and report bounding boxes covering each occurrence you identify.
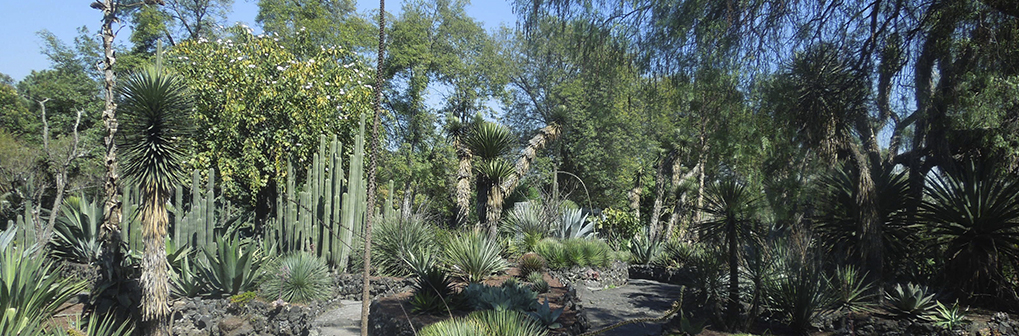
[629,231,663,265]
[527,272,549,293]
[535,238,613,269]
[260,252,331,303]
[419,310,548,336]
[374,215,438,276]
[518,252,546,278]
[464,281,539,312]
[534,238,567,269]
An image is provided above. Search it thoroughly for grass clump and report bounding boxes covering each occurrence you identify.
[260,252,331,303]
[444,231,508,283]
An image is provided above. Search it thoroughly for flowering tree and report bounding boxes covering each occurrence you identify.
[168,28,374,206]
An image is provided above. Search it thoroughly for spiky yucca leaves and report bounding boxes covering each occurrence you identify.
[831,265,875,313]
[477,159,516,237]
[920,161,1019,298]
[47,312,134,336]
[504,202,549,254]
[374,215,438,276]
[884,283,938,321]
[50,196,103,264]
[444,230,508,283]
[766,236,833,335]
[0,238,87,335]
[419,310,549,336]
[260,252,331,303]
[699,177,760,329]
[119,61,191,336]
[527,272,549,293]
[466,122,514,160]
[406,248,457,314]
[630,230,664,265]
[814,162,914,271]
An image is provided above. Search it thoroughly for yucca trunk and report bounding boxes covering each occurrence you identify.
[850,147,883,281]
[475,176,490,231]
[486,183,504,239]
[726,217,740,329]
[140,191,171,336]
[500,123,560,196]
[455,141,473,227]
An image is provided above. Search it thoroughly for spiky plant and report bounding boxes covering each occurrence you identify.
[831,265,875,313]
[920,161,1019,297]
[884,283,938,321]
[50,195,103,264]
[505,202,549,253]
[556,208,595,239]
[477,159,516,237]
[630,229,664,265]
[444,230,507,283]
[698,176,760,329]
[374,215,438,276]
[119,58,191,336]
[260,252,331,303]
[0,234,86,335]
[518,252,546,278]
[200,235,261,296]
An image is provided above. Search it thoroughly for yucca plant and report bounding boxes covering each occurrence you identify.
[200,235,261,296]
[374,215,438,276]
[831,265,875,313]
[884,283,938,321]
[444,230,508,283]
[260,252,331,303]
[920,161,1019,297]
[699,176,761,328]
[419,310,548,336]
[406,247,458,314]
[120,53,192,335]
[49,196,103,264]
[505,202,549,254]
[556,208,595,239]
[0,237,86,336]
[767,236,833,335]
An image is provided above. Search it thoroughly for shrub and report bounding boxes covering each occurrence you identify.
[374,215,438,276]
[884,283,938,321]
[419,310,548,336]
[661,238,695,267]
[200,235,262,296]
[767,240,833,334]
[933,300,968,330]
[534,238,567,269]
[831,265,875,313]
[464,282,539,312]
[260,252,331,303]
[518,252,546,278]
[0,232,86,335]
[527,272,549,293]
[444,231,507,283]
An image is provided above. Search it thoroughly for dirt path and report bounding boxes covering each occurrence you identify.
[578,279,685,336]
[314,300,363,336]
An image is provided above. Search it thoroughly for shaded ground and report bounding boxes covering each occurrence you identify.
[578,279,686,336]
[314,300,363,336]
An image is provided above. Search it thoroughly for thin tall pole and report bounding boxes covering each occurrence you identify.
[360,0,386,333]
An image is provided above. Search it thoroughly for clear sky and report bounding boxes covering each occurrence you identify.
[0,0,517,83]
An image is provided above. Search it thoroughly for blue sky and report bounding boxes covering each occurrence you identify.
[0,0,517,82]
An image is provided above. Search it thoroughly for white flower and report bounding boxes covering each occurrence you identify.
[324,82,330,86]
[247,64,256,68]
[277,66,285,71]
[343,62,355,68]
[308,58,315,64]
[326,95,331,100]
[338,89,345,95]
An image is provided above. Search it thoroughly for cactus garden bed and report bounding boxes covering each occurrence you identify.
[367,267,588,336]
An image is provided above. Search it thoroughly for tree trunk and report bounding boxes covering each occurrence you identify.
[96,0,125,306]
[850,145,882,282]
[485,183,503,240]
[454,141,473,227]
[727,218,740,329]
[475,177,490,231]
[648,150,673,241]
[499,123,561,196]
[628,171,642,224]
[361,0,386,332]
[140,193,171,336]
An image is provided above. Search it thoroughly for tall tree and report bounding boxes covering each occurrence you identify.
[119,56,190,336]
[256,0,374,55]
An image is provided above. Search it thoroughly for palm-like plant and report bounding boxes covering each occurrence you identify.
[920,161,1019,296]
[467,122,515,236]
[119,59,191,336]
[504,202,549,253]
[50,195,103,264]
[477,159,515,238]
[698,176,760,329]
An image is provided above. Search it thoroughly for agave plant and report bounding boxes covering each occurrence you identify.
[444,230,508,283]
[884,283,938,321]
[505,202,549,253]
[932,300,968,330]
[407,248,458,314]
[556,208,595,239]
[45,312,135,336]
[49,196,103,264]
[200,235,262,296]
[527,298,564,328]
[0,237,86,335]
[629,230,664,265]
[831,265,876,313]
[920,161,1019,296]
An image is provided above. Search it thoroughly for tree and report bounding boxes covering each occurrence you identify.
[256,0,374,55]
[168,28,374,212]
[119,58,191,336]
[162,0,232,41]
[698,176,760,329]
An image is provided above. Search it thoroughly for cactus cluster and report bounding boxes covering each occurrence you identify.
[170,169,219,254]
[7,198,37,249]
[265,114,369,271]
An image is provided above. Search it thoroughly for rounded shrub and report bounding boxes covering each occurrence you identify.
[518,252,546,278]
[444,231,508,283]
[260,252,332,303]
[527,272,549,293]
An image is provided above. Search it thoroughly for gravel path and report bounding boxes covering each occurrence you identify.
[578,279,685,336]
[314,300,363,336]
